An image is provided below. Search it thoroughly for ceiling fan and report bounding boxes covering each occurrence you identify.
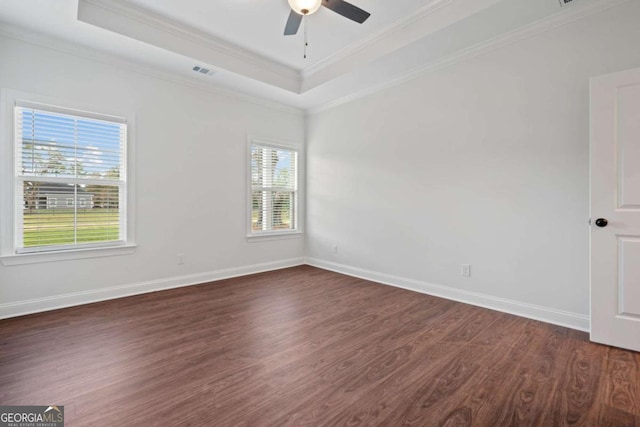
[284,0,371,36]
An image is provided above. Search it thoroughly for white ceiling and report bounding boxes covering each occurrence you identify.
[0,0,620,111]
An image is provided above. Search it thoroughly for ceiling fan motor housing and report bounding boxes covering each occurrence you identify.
[284,0,371,36]
[288,0,322,16]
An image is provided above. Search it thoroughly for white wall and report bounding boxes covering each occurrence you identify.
[0,36,305,316]
[306,1,640,328]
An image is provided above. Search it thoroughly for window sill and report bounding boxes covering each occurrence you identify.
[246,231,303,243]
[0,244,137,266]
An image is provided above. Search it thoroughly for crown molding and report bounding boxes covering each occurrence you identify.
[78,0,302,93]
[308,0,630,115]
[77,0,512,95]
[301,0,452,78]
[300,0,505,92]
[0,23,305,117]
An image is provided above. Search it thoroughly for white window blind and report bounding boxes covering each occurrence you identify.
[250,143,298,234]
[15,104,127,253]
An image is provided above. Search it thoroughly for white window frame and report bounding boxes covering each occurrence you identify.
[247,136,303,241]
[0,89,136,265]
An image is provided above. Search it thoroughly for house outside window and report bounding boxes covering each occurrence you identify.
[11,101,128,253]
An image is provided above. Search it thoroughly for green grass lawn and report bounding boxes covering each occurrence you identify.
[23,208,120,247]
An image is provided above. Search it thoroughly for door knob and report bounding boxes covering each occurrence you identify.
[595,218,608,228]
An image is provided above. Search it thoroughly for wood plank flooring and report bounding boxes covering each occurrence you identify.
[1,265,639,426]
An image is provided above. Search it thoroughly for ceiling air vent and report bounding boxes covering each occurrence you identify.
[192,65,215,76]
[558,0,574,6]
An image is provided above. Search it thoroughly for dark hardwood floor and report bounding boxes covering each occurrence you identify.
[1,265,638,426]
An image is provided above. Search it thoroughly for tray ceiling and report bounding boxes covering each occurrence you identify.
[125,0,434,71]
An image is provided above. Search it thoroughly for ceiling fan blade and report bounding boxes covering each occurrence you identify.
[322,0,370,24]
[284,10,303,36]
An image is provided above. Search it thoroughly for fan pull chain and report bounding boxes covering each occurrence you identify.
[303,17,308,59]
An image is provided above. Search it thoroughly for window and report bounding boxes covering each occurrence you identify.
[14,102,127,253]
[250,141,299,236]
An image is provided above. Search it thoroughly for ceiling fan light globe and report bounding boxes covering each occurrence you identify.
[288,0,322,15]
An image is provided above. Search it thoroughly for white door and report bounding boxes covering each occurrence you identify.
[591,67,640,352]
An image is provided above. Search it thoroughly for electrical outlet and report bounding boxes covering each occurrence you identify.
[177,254,185,265]
[332,244,338,254]
[461,264,471,277]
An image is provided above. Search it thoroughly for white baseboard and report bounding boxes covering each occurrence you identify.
[305,257,590,332]
[0,257,305,320]
[0,256,591,332]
